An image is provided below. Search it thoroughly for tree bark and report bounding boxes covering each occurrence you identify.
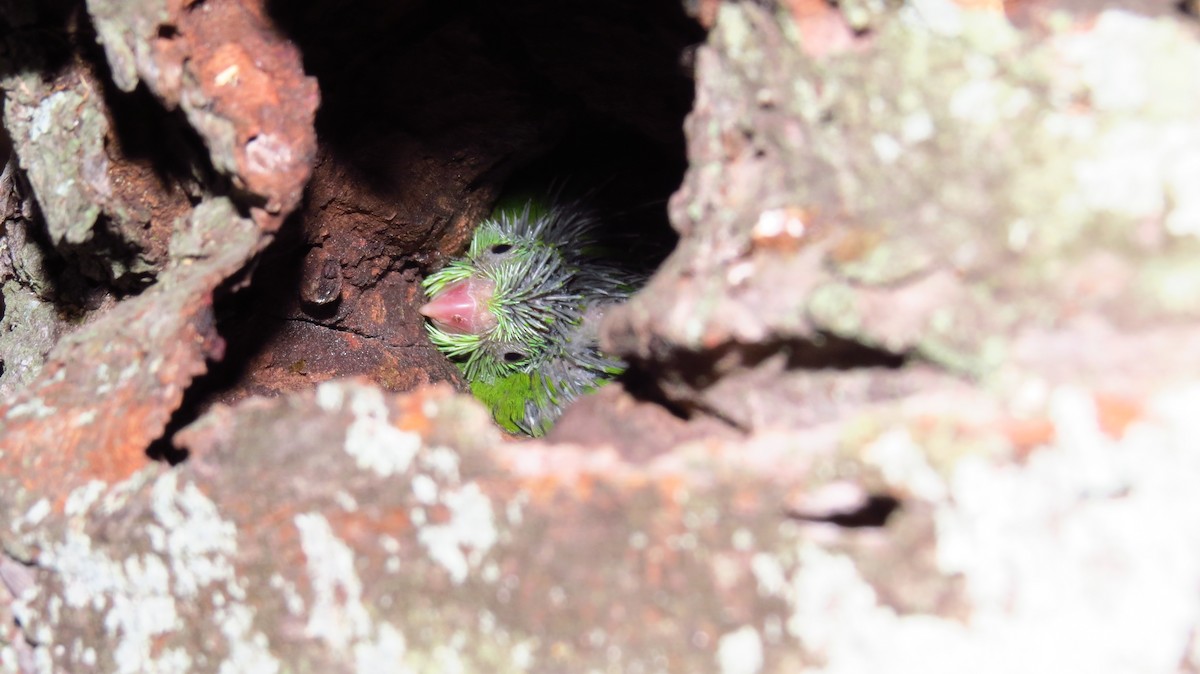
[3,0,1200,672]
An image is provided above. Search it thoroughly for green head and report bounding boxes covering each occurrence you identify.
[420,199,590,384]
[421,196,642,436]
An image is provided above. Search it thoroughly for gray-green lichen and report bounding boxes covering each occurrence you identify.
[176,79,242,179]
[2,62,171,285]
[85,0,173,94]
[0,282,62,399]
[609,2,1200,389]
[2,81,107,250]
[167,197,260,264]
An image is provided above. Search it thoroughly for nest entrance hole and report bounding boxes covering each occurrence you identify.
[151,0,705,456]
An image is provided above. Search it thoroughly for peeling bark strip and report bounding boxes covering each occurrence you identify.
[605,2,1200,426]
[87,0,319,220]
[1,38,186,288]
[0,0,318,503]
[7,377,1200,672]
[0,199,254,503]
[4,382,806,672]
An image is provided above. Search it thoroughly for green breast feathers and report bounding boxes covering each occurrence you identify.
[420,198,642,436]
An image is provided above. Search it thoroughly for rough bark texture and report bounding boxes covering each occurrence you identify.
[4,0,1200,672]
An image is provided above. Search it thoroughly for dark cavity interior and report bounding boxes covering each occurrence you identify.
[150,0,704,456]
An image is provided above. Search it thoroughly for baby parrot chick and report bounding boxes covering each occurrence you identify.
[420,197,642,436]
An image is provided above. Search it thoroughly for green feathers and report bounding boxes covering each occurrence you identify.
[421,196,641,436]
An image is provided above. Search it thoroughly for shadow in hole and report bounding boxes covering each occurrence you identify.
[145,216,309,464]
[787,495,902,528]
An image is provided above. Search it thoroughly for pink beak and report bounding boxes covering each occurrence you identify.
[419,278,497,334]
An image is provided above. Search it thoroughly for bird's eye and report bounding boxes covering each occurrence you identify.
[490,243,513,255]
[503,351,525,363]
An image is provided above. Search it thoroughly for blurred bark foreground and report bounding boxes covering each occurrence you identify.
[4,0,1200,673]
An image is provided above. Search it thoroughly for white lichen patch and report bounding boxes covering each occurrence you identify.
[64,480,107,518]
[294,512,371,651]
[99,468,157,516]
[15,498,51,531]
[411,474,439,505]
[6,397,54,420]
[1072,122,1200,226]
[419,445,462,482]
[324,382,423,478]
[142,648,190,674]
[505,492,526,527]
[29,91,72,141]
[415,484,498,585]
[353,622,413,674]
[12,468,262,673]
[431,640,467,674]
[334,490,360,512]
[1056,11,1200,116]
[148,472,239,598]
[862,429,947,502]
[509,639,536,670]
[716,626,763,674]
[774,383,1200,673]
[898,0,963,37]
[871,133,903,164]
[379,535,403,574]
[732,528,755,551]
[750,553,787,598]
[70,409,98,427]
[935,384,1200,672]
[316,380,346,412]
[26,530,184,674]
[782,543,973,673]
[901,111,935,144]
[1052,11,1200,238]
[268,573,306,616]
[214,603,280,674]
[378,535,401,555]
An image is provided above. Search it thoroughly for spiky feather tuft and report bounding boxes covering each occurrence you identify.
[422,196,643,435]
